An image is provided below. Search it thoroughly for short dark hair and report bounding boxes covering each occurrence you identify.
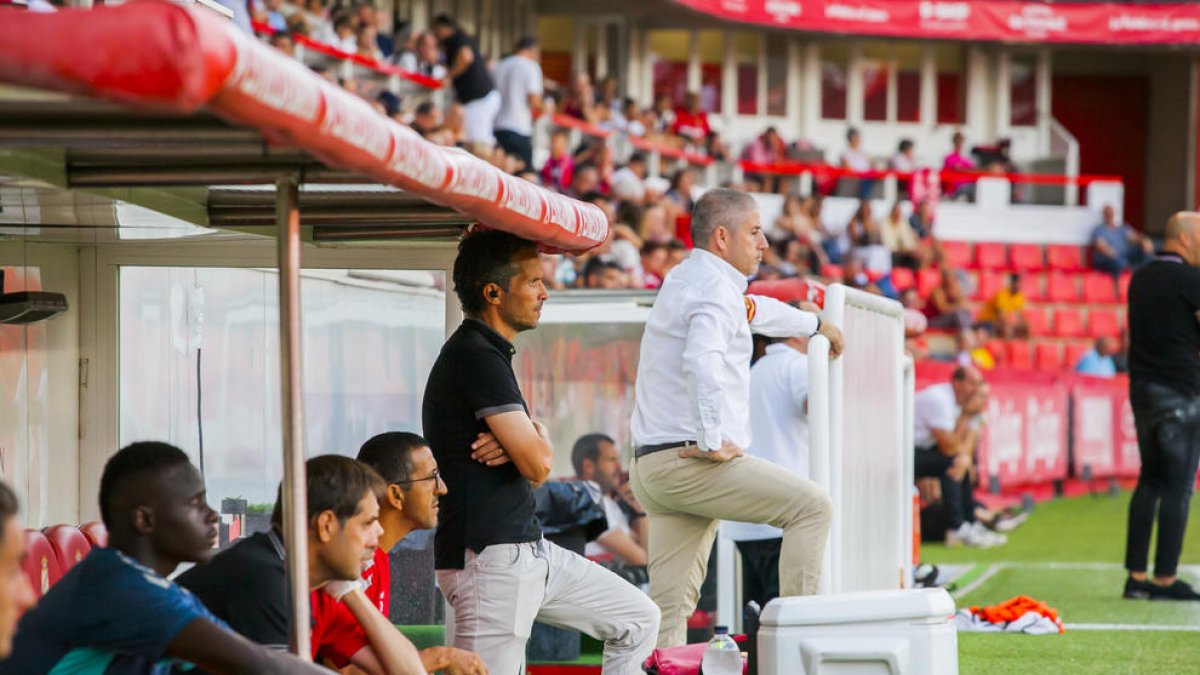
[951,366,974,382]
[357,432,429,484]
[583,256,622,281]
[571,433,615,477]
[514,35,538,52]
[415,101,436,117]
[272,455,385,528]
[898,138,914,152]
[432,14,456,29]
[453,229,537,316]
[846,126,860,140]
[628,151,647,165]
[99,442,192,529]
[0,482,18,545]
[580,190,607,205]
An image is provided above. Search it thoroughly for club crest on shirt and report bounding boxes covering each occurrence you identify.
[744,296,757,323]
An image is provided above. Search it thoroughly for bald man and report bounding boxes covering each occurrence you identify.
[1123,212,1200,601]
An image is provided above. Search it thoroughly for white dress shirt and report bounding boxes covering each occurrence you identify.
[913,382,959,449]
[723,343,811,541]
[631,248,820,451]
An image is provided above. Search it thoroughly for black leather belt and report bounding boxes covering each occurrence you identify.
[634,441,698,458]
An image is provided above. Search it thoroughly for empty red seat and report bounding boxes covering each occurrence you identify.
[1082,274,1118,304]
[1087,309,1121,339]
[975,242,1007,270]
[1118,272,1132,302]
[22,530,61,598]
[1036,342,1064,371]
[1022,306,1049,337]
[917,269,942,298]
[1009,244,1044,272]
[1006,340,1033,369]
[890,267,915,291]
[820,264,843,280]
[1054,308,1085,338]
[80,521,108,549]
[985,339,1007,367]
[940,241,972,269]
[1064,342,1092,370]
[1021,274,1045,301]
[1046,272,1080,303]
[1046,244,1086,272]
[42,525,91,573]
[973,271,1006,301]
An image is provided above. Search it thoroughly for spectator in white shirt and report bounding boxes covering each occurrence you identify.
[572,434,648,568]
[839,126,874,200]
[722,332,811,608]
[628,188,843,648]
[492,36,544,172]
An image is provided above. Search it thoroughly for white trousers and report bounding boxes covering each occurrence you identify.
[462,90,501,145]
[437,539,660,675]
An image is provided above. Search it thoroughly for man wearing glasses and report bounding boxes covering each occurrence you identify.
[356,432,487,674]
[422,229,660,675]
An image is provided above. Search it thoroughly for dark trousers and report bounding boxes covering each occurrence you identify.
[1125,382,1200,578]
[734,538,782,609]
[495,129,533,170]
[915,446,977,531]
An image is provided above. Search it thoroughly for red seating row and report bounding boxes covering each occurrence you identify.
[968,270,1129,304]
[21,522,107,599]
[1023,306,1123,339]
[941,241,1091,273]
[988,340,1094,371]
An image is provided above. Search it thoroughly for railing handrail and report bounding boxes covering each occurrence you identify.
[737,160,1120,188]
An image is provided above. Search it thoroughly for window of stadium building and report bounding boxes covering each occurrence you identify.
[736,31,760,116]
[934,44,966,125]
[765,33,789,117]
[697,30,724,113]
[861,43,890,122]
[895,43,923,124]
[821,42,849,121]
[1009,53,1038,127]
[118,266,446,536]
[649,30,691,107]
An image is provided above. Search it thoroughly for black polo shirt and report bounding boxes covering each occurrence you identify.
[441,30,494,104]
[1128,252,1200,396]
[423,319,542,569]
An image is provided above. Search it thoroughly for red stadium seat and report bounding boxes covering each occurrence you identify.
[972,271,1005,301]
[1036,342,1064,371]
[1118,272,1132,302]
[1006,340,1033,369]
[940,241,972,269]
[917,269,942,298]
[1087,309,1121,339]
[1024,306,1051,337]
[890,267,915,291]
[820,264,843,280]
[1046,244,1086,272]
[22,530,61,598]
[1009,244,1044,272]
[1054,308,1085,338]
[1021,274,1045,301]
[42,525,91,573]
[1065,342,1092,370]
[975,242,1007,270]
[985,339,1007,367]
[1082,274,1117,304]
[1046,272,1080,303]
[79,521,108,549]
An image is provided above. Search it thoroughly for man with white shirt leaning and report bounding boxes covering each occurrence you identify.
[723,330,812,609]
[492,36,543,171]
[629,188,843,648]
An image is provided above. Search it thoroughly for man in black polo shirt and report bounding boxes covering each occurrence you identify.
[424,229,659,675]
[432,15,499,153]
[1123,211,1200,601]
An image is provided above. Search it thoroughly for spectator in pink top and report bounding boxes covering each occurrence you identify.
[943,131,975,201]
[741,127,786,193]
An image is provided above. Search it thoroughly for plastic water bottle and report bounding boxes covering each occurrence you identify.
[701,625,743,675]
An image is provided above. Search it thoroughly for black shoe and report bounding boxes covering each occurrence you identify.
[1148,579,1200,601]
[1123,577,1153,599]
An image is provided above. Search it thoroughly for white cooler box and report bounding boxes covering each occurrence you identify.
[758,588,958,675]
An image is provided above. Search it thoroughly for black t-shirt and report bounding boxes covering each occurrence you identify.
[1128,252,1200,396]
[422,319,541,569]
[177,531,291,650]
[441,30,494,104]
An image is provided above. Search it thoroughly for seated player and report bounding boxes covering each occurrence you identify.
[356,432,487,675]
[179,455,426,675]
[0,441,329,674]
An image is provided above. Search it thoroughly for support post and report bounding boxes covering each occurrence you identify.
[275,174,312,660]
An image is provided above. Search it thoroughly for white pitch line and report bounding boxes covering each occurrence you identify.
[952,563,1005,600]
[1066,623,1200,632]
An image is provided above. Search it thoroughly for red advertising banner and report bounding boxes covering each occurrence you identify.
[975,374,1070,488]
[671,0,1200,46]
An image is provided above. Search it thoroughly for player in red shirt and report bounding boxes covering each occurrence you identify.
[357,432,488,675]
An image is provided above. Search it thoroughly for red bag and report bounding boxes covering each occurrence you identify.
[643,635,747,675]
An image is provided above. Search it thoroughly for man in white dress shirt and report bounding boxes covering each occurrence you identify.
[629,188,843,648]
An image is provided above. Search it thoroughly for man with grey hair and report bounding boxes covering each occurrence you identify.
[630,188,844,647]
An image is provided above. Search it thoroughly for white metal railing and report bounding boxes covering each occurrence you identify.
[1048,115,1080,207]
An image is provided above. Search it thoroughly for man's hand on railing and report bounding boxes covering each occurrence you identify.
[817,321,844,358]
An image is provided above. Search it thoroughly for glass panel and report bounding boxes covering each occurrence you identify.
[649,30,690,107]
[1010,53,1037,127]
[935,44,964,125]
[821,42,848,121]
[895,43,922,123]
[736,32,759,116]
[765,33,789,117]
[119,266,446,539]
[861,42,890,122]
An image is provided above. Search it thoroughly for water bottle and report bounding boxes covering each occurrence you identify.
[701,625,743,675]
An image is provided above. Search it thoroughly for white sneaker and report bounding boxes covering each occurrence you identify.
[993,511,1029,533]
[968,521,1007,547]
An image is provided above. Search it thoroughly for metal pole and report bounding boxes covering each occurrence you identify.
[276,174,312,659]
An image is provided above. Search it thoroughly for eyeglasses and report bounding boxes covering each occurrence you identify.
[395,468,440,485]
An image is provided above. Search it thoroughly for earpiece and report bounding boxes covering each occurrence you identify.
[490,290,500,299]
